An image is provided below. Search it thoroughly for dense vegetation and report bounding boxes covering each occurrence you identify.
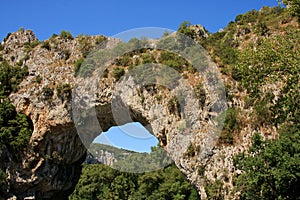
[234,124,300,200]
[0,60,32,193]
[177,4,300,199]
[69,163,198,200]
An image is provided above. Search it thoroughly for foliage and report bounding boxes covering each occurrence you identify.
[0,61,28,96]
[42,86,54,98]
[234,29,300,126]
[159,51,190,72]
[95,35,107,45]
[204,179,224,200]
[194,83,206,108]
[24,40,40,52]
[56,83,72,100]
[0,169,7,183]
[60,30,74,40]
[234,124,300,199]
[113,67,125,81]
[113,146,173,173]
[69,163,198,200]
[185,143,196,157]
[74,58,84,75]
[115,55,132,66]
[35,75,42,83]
[141,52,156,64]
[235,10,259,24]
[178,21,195,39]
[77,35,93,57]
[0,99,32,155]
[41,41,51,50]
[167,96,180,116]
[283,0,300,21]
[218,108,239,145]
[0,169,7,191]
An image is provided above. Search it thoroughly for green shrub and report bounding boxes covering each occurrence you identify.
[41,41,51,50]
[35,75,42,83]
[159,51,188,72]
[194,83,206,108]
[77,35,93,57]
[284,0,300,22]
[56,83,72,100]
[24,40,40,52]
[234,124,300,199]
[74,58,84,75]
[70,159,198,200]
[141,53,156,64]
[167,96,180,116]
[204,179,224,200]
[60,30,73,40]
[218,108,239,145]
[63,49,71,60]
[113,67,125,81]
[255,21,269,36]
[0,100,32,155]
[115,55,132,66]
[42,86,53,98]
[0,169,7,191]
[0,60,28,96]
[185,143,195,157]
[95,35,107,45]
[178,21,195,39]
[198,165,205,176]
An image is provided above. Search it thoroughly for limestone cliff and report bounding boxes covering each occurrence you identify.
[0,12,295,199]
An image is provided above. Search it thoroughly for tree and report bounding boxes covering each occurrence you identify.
[177,21,195,39]
[283,0,300,22]
[234,124,300,199]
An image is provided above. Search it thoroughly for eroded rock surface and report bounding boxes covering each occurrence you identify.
[0,29,278,200]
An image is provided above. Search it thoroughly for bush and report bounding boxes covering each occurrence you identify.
[0,60,28,96]
[113,67,125,81]
[24,40,40,52]
[178,21,195,39]
[42,86,53,98]
[95,35,107,45]
[218,108,239,145]
[204,179,224,200]
[284,0,300,22]
[194,83,206,108]
[167,96,180,116]
[74,58,84,75]
[35,75,42,83]
[77,35,93,57]
[185,143,195,157]
[234,124,300,199]
[0,100,32,156]
[115,55,132,66]
[141,53,156,64]
[159,51,188,72]
[60,30,73,40]
[56,83,72,100]
[41,41,51,50]
[70,159,198,199]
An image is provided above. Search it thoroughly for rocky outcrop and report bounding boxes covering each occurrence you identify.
[0,29,277,200]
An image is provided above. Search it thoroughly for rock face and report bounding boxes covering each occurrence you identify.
[1,30,88,199]
[0,29,277,200]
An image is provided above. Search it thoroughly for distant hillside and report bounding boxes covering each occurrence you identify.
[88,143,135,165]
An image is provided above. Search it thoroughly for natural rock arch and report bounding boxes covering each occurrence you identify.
[6,29,229,199]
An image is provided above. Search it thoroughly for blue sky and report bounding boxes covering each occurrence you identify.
[93,122,159,153]
[0,0,278,41]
